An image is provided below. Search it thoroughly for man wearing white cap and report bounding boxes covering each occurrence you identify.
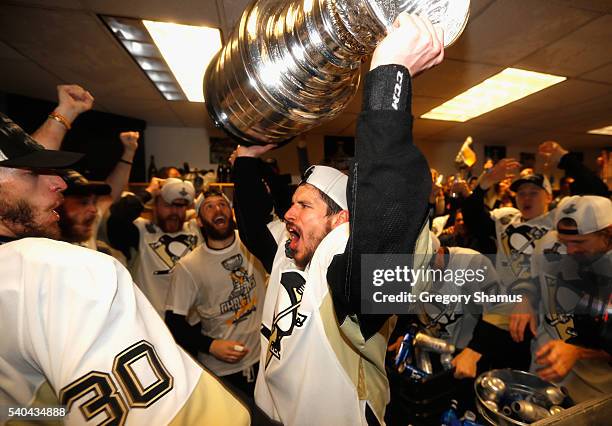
[107,176,202,315]
[165,187,267,396]
[231,12,443,426]
[510,195,612,402]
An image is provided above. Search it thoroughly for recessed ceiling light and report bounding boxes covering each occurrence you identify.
[421,68,567,122]
[588,125,612,136]
[142,20,222,102]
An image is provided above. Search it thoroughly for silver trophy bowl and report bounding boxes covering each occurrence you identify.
[204,0,470,145]
[475,369,573,426]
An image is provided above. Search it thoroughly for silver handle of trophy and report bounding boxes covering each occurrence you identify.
[203,0,470,145]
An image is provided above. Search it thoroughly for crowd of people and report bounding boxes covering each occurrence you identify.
[0,10,610,426]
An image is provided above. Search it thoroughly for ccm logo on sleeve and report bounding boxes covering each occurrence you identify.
[391,70,404,110]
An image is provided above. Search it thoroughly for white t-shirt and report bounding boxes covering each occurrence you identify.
[130,218,202,316]
[166,232,267,376]
[0,238,249,425]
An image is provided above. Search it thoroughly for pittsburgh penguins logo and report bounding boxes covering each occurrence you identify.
[262,270,308,368]
[423,301,462,340]
[544,273,579,340]
[149,234,198,274]
[501,223,548,278]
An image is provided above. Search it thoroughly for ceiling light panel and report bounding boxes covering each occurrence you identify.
[421,68,567,122]
[102,15,222,102]
[142,20,222,102]
[588,125,612,136]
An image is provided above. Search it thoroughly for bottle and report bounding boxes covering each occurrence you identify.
[217,162,229,183]
[148,155,158,180]
[440,399,461,426]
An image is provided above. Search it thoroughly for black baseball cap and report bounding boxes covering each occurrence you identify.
[63,170,111,196]
[510,173,552,195]
[0,113,82,171]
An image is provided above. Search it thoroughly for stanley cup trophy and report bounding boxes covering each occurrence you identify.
[204,0,470,145]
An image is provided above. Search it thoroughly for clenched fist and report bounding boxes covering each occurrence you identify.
[120,131,139,154]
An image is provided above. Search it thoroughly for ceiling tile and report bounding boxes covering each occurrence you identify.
[445,0,597,65]
[0,40,27,60]
[554,0,612,13]
[108,97,183,125]
[579,63,612,84]
[509,79,611,111]
[169,101,210,127]
[517,15,612,77]
[83,0,223,28]
[6,0,84,9]
[0,59,62,101]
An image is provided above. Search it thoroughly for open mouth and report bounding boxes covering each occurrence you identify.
[213,215,227,225]
[287,225,301,252]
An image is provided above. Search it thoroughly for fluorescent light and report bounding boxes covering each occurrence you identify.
[421,68,567,122]
[143,20,222,102]
[147,71,174,83]
[124,41,157,57]
[162,92,185,101]
[137,58,166,71]
[588,125,612,136]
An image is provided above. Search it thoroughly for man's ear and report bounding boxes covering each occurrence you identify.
[330,210,349,229]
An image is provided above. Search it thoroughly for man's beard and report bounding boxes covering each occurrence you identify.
[158,214,183,233]
[202,217,235,241]
[0,198,60,239]
[58,206,94,243]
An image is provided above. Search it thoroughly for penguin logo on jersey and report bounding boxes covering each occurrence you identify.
[424,301,462,340]
[149,234,198,274]
[219,254,258,325]
[262,270,308,368]
[501,223,548,278]
[544,273,579,340]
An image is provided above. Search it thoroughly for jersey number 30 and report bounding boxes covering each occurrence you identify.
[59,340,174,425]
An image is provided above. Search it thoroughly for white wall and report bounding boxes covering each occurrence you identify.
[144,126,325,177]
[145,126,214,172]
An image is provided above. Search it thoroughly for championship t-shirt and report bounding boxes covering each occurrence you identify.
[166,232,267,376]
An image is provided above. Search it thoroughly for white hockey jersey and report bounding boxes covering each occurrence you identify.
[490,207,554,288]
[255,223,394,426]
[130,217,202,316]
[529,232,612,402]
[422,247,502,349]
[0,238,249,425]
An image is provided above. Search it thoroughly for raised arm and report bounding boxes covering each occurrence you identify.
[32,84,94,149]
[539,141,609,196]
[102,131,139,206]
[231,144,278,272]
[328,13,444,327]
[107,177,163,259]
[462,158,521,245]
